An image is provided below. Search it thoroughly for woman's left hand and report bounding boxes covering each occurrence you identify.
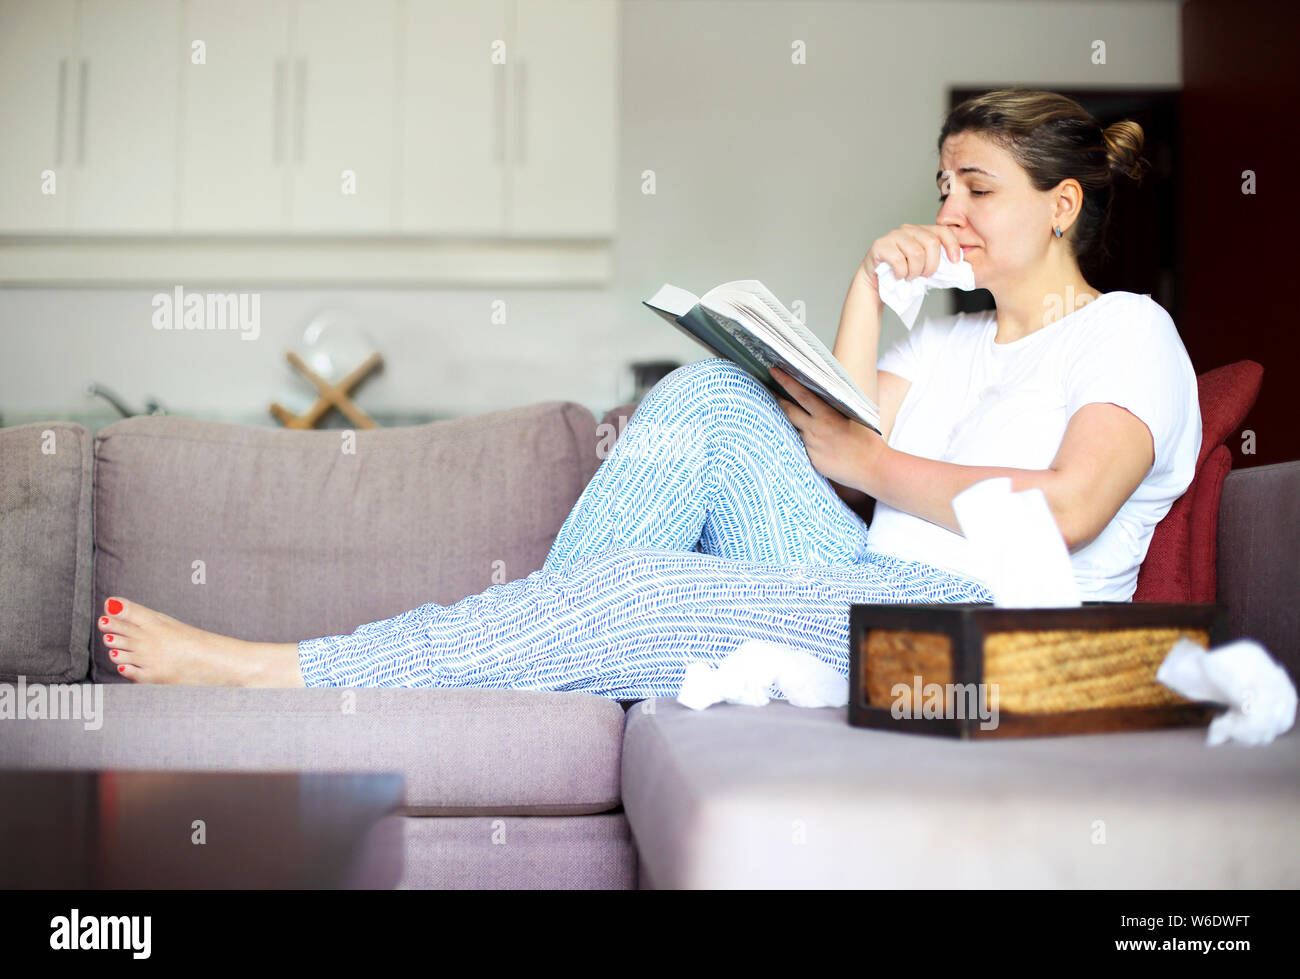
[770,366,886,493]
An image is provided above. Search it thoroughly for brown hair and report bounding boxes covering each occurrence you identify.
[937,89,1149,266]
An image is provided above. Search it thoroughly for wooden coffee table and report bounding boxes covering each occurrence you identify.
[0,770,404,889]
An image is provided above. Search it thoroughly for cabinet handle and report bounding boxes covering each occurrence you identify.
[54,57,68,165]
[514,58,525,165]
[293,58,306,164]
[493,62,505,164]
[76,58,88,166]
[273,57,286,163]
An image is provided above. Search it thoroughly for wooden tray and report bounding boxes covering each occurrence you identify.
[848,601,1230,738]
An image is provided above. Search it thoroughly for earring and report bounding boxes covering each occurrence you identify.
[1053,226,1063,238]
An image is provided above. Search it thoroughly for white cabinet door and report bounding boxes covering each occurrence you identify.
[0,0,77,232]
[73,0,182,232]
[178,0,292,232]
[287,0,398,233]
[508,0,617,237]
[398,0,508,235]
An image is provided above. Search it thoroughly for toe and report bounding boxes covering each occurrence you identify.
[101,633,133,657]
[104,597,160,627]
[116,663,143,682]
[107,645,140,669]
[98,614,127,634]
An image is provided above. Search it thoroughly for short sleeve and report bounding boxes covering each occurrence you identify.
[1065,296,1200,479]
[876,314,952,385]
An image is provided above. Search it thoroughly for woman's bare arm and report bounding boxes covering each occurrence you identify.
[860,402,1154,552]
[834,223,962,443]
[831,264,886,406]
[831,267,911,449]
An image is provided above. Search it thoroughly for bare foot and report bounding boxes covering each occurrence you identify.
[97,597,305,687]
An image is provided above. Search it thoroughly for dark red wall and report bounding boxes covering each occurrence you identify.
[1180,0,1300,467]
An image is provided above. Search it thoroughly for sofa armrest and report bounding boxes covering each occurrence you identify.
[1217,459,1300,683]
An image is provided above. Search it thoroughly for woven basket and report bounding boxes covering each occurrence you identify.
[848,602,1229,737]
[864,626,1209,714]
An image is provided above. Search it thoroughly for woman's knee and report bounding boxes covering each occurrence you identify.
[569,547,676,593]
[642,358,775,419]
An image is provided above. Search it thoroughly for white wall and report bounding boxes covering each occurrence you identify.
[0,0,1181,427]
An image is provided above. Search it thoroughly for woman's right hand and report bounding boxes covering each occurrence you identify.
[858,224,965,294]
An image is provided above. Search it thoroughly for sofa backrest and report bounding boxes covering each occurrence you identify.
[87,404,601,683]
[2,405,1295,687]
[1216,460,1300,684]
[0,423,94,682]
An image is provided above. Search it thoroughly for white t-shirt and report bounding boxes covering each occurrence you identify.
[868,291,1202,602]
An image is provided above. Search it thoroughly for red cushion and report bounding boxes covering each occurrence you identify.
[1189,443,1232,602]
[1133,361,1263,603]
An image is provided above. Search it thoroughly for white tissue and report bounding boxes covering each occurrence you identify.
[1156,637,1298,746]
[676,639,848,710]
[875,248,977,329]
[951,477,1081,607]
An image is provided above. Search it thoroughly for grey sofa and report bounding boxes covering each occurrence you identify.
[2,400,1298,888]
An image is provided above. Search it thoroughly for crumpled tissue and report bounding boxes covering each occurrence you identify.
[676,639,848,710]
[875,248,977,329]
[950,477,1081,607]
[1156,637,1298,746]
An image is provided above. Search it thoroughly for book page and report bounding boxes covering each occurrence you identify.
[700,283,880,425]
[699,301,880,431]
[711,280,877,410]
[644,283,700,317]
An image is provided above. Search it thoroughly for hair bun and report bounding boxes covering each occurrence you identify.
[1102,120,1149,183]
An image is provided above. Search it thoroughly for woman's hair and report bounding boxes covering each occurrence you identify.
[937,89,1150,266]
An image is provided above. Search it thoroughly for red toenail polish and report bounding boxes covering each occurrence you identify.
[110,651,118,658]
[105,635,114,642]
[107,600,123,614]
[118,665,125,673]
[100,616,109,626]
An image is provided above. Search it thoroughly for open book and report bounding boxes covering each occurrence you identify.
[643,279,882,435]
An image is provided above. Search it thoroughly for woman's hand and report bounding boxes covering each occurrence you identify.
[770,365,887,494]
[859,223,964,294]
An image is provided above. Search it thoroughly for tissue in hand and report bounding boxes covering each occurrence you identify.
[676,639,848,710]
[1156,637,1298,746]
[875,248,976,329]
[950,477,1082,607]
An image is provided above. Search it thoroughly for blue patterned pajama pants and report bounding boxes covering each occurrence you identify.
[296,358,994,698]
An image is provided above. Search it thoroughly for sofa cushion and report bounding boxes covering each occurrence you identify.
[0,685,625,814]
[622,698,1300,888]
[1217,459,1300,683]
[1189,443,1232,601]
[1134,360,1263,603]
[597,402,638,452]
[398,813,635,889]
[0,422,94,683]
[90,404,601,683]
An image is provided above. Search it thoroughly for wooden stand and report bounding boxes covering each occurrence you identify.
[270,350,383,430]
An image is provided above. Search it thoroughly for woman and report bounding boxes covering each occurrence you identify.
[96,89,1201,694]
